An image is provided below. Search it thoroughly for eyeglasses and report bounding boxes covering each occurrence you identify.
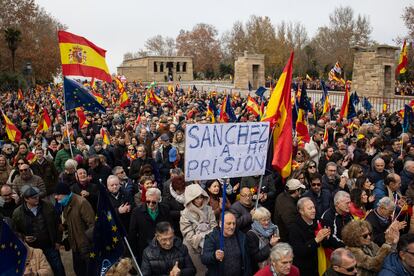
[19,169,29,172]
[117,171,125,174]
[362,232,372,239]
[341,265,357,272]
[146,200,157,205]
[403,250,414,256]
[128,149,135,151]
[311,182,322,187]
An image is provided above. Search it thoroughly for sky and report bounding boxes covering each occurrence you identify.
[36,0,411,73]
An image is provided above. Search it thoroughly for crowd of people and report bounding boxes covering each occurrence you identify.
[0,79,414,276]
[395,81,414,96]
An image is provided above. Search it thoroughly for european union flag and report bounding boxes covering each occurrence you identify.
[89,185,125,275]
[403,104,414,133]
[351,91,360,105]
[362,97,372,111]
[0,221,28,276]
[255,86,267,98]
[63,77,106,113]
[299,83,312,112]
[320,79,329,104]
[224,95,237,122]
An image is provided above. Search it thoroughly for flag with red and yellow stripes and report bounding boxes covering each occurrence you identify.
[17,89,24,101]
[396,40,408,76]
[76,107,89,128]
[51,94,62,108]
[246,95,261,117]
[261,52,294,178]
[58,30,111,82]
[100,127,110,145]
[35,108,52,134]
[2,112,21,142]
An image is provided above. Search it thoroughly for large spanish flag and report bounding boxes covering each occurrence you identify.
[2,112,21,142]
[35,108,52,134]
[262,52,294,178]
[58,30,111,82]
[396,40,408,76]
[339,83,350,120]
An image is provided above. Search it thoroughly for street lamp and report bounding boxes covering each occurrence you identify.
[23,62,32,89]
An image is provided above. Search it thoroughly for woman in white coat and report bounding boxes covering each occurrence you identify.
[180,183,217,276]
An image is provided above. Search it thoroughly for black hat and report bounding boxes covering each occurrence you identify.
[55,182,71,195]
[21,185,40,198]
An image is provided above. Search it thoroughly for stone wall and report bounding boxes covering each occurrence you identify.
[352,45,399,97]
[234,51,265,90]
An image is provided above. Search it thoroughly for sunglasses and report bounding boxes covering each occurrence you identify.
[311,182,322,187]
[19,169,29,172]
[146,200,157,205]
[362,232,372,239]
[309,165,316,169]
[341,265,357,272]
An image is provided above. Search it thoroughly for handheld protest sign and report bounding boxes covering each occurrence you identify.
[184,122,270,182]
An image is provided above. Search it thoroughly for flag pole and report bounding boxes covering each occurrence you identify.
[219,178,228,250]
[62,80,74,158]
[123,236,143,276]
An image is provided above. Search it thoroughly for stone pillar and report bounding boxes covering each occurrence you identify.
[234,51,265,90]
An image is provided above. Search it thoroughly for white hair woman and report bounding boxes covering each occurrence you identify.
[246,207,280,273]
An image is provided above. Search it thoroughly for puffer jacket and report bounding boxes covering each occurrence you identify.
[378,252,411,276]
[141,237,196,276]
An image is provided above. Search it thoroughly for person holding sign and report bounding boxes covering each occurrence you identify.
[201,211,252,276]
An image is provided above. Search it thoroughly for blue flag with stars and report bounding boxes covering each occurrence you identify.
[0,221,28,276]
[90,185,125,275]
[63,77,106,113]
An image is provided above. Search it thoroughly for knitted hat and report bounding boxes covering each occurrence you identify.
[55,182,71,195]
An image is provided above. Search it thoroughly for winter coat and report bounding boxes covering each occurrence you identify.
[273,192,299,242]
[288,216,319,276]
[246,228,273,274]
[230,200,255,233]
[378,253,411,276]
[12,174,46,198]
[54,148,81,173]
[321,207,353,249]
[24,247,53,276]
[0,165,12,185]
[108,188,135,232]
[141,237,196,276]
[12,200,60,249]
[208,193,230,221]
[373,180,402,208]
[128,157,160,183]
[255,264,300,276]
[88,163,112,185]
[128,202,171,263]
[201,227,252,276]
[31,159,59,196]
[365,209,391,246]
[180,184,217,275]
[162,183,185,236]
[305,138,321,165]
[70,181,99,211]
[402,169,414,199]
[62,193,95,254]
[347,242,392,276]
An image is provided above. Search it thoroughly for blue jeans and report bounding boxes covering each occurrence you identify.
[43,247,66,276]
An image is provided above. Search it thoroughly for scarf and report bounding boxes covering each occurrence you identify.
[59,192,73,207]
[148,207,159,221]
[251,220,278,238]
[170,184,185,204]
[126,152,137,161]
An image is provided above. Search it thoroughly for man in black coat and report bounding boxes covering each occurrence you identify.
[302,173,332,219]
[30,147,59,197]
[107,175,134,232]
[365,197,397,246]
[288,197,330,276]
[88,154,112,185]
[141,222,195,276]
[128,187,171,264]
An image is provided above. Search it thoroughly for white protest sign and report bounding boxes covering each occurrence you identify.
[184,122,270,181]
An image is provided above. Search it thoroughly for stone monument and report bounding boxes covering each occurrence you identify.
[351,45,399,97]
[234,51,265,91]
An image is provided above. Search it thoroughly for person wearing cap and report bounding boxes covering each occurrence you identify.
[12,185,66,276]
[54,137,81,173]
[155,133,178,184]
[273,178,305,242]
[55,181,95,276]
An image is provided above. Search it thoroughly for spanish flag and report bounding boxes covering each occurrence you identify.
[119,91,130,108]
[35,108,52,134]
[92,91,103,104]
[2,112,21,142]
[396,40,408,76]
[114,77,125,94]
[206,99,218,123]
[51,94,62,108]
[76,107,89,128]
[100,127,110,145]
[296,109,310,144]
[17,89,24,101]
[246,95,261,117]
[149,90,162,105]
[339,83,350,120]
[261,52,294,178]
[321,80,331,114]
[58,30,111,82]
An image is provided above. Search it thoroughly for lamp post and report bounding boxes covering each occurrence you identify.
[23,62,32,89]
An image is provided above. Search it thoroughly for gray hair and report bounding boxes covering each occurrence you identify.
[330,248,355,267]
[404,160,414,170]
[377,197,395,210]
[64,159,78,170]
[270,243,293,262]
[252,207,271,221]
[326,162,337,169]
[146,188,161,199]
[297,197,313,211]
[107,175,120,186]
[112,166,123,174]
[334,191,350,206]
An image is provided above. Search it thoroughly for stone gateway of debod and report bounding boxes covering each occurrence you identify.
[117,56,194,82]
